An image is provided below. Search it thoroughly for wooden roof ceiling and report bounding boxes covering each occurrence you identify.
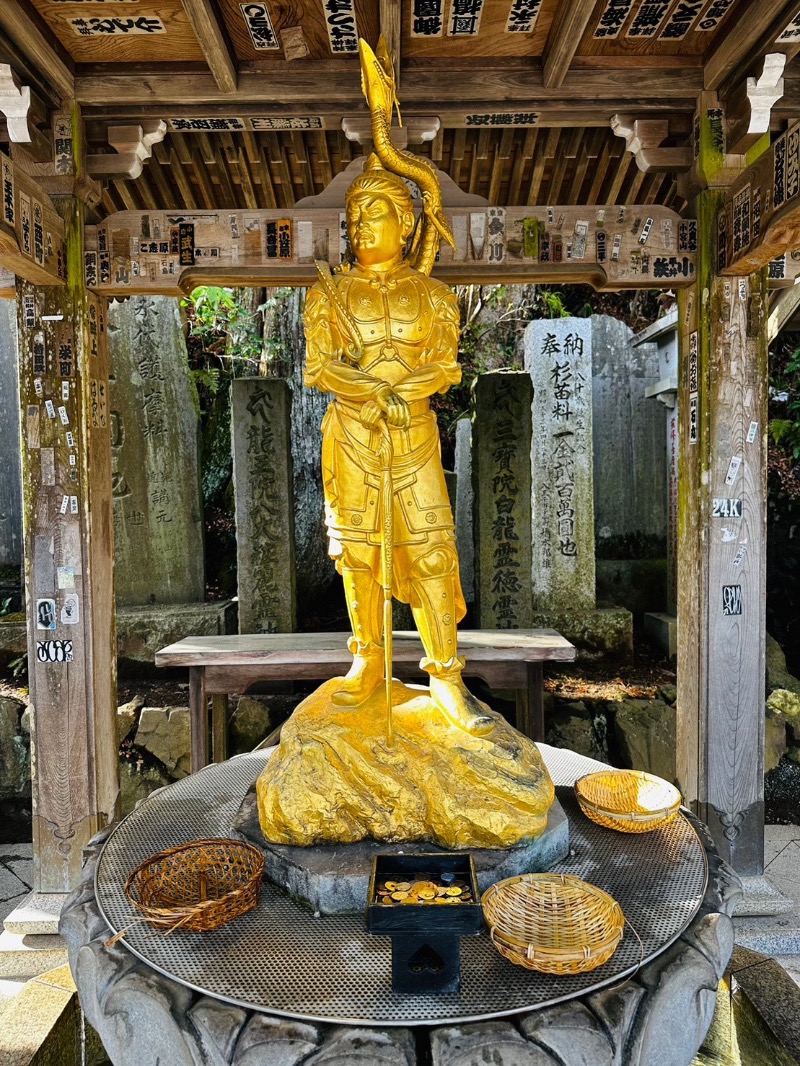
[4,0,800,222]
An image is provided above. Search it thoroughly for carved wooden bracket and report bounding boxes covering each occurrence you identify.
[86,121,167,180]
[725,53,786,156]
[342,115,440,151]
[610,114,692,174]
[0,64,32,144]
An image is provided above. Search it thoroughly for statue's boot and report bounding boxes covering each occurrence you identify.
[411,563,496,736]
[332,566,384,707]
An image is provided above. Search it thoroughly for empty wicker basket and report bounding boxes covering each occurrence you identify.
[481,873,625,974]
[575,769,682,833]
[124,838,265,933]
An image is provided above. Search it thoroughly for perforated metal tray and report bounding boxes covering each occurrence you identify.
[95,748,707,1026]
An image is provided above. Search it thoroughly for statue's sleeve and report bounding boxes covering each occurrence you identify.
[425,286,462,391]
[303,284,339,390]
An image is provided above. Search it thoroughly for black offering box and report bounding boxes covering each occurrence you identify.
[367,853,483,994]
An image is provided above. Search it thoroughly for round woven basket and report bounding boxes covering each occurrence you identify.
[481,873,625,974]
[124,838,265,933]
[575,769,682,833]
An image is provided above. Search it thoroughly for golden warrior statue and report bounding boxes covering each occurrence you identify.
[255,38,555,850]
[303,39,493,737]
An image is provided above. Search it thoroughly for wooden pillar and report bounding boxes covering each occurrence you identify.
[14,133,118,892]
[676,111,768,875]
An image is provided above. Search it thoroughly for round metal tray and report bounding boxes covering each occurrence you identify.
[95,747,707,1027]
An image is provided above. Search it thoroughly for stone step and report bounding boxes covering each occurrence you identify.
[734,914,800,956]
[3,891,64,936]
[0,930,67,979]
[734,875,796,917]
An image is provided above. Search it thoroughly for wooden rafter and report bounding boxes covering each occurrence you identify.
[705,0,800,93]
[380,0,401,88]
[542,0,598,90]
[0,6,73,104]
[180,0,238,94]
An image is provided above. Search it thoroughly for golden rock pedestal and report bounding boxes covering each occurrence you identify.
[256,679,554,851]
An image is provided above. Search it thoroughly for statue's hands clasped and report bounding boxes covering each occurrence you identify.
[360,384,411,430]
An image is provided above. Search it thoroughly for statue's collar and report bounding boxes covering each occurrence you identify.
[352,261,410,286]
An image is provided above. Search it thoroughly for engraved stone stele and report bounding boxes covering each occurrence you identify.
[231,378,296,634]
[0,300,22,570]
[525,319,595,613]
[472,371,534,629]
[108,296,204,605]
[454,417,475,604]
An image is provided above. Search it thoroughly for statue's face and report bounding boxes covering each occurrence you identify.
[346,189,408,266]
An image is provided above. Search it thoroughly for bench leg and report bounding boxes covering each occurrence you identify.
[212,694,229,764]
[516,663,545,742]
[189,667,208,773]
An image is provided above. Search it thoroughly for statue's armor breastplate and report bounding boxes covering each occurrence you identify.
[340,271,434,380]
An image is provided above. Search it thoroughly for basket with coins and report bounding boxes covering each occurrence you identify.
[122,838,265,934]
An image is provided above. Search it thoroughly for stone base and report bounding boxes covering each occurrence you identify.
[644,611,678,658]
[0,930,67,979]
[234,786,569,915]
[531,607,633,656]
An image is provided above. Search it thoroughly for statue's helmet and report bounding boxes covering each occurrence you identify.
[346,153,414,221]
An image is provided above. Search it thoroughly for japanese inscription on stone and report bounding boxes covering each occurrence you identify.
[232,379,296,633]
[526,319,595,612]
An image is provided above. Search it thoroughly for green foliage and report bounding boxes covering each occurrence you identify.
[7,655,26,681]
[770,346,800,460]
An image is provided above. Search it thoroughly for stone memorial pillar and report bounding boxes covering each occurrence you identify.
[454,417,475,605]
[0,301,22,581]
[107,296,204,605]
[525,319,595,613]
[472,371,533,629]
[231,378,296,634]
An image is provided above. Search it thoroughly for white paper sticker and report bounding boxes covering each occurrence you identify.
[725,456,742,485]
[61,381,70,401]
[34,378,43,397]
[61,594,79,625]
[66,431,75,448]
[44,399,56,419]
[58,405,69,425]
[60,495,69,514]
[57,566,76,590]
[746,421,758,443]
[70,495,78,514]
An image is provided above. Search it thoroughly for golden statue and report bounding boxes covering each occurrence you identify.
[255,39,555,850]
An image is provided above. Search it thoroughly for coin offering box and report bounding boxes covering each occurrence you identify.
[367,853,483,994]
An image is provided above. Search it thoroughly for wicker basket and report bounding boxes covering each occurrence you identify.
[481,873,625,974]
[575,770,682,834]
[123,838,265,933]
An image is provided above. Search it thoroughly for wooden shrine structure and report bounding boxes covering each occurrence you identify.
[2,0,800,895]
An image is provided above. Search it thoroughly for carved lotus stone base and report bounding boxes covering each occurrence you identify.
[255,678,555,850]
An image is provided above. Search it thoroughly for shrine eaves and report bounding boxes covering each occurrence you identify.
[1,1,800,293]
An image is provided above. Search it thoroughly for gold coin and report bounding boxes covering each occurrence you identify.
[400,896,416,905]
[395,882,411,891]
[382,897,393,905]
[436,886,449,896]
[418,888,436,900]
[446,897,459,904]
[445,886,462,897]
[412,880,438,894]
[391,891,409,901]
[434,897,449,905]
[384,880,397,891]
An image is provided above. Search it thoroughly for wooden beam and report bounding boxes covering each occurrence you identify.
[74,64,704,111]
[542,0,597,90]
[379,0,401,89]
[719,120,800,275]
[83,202,695,298]
[725,53,786,157]
[0,7,73,104]
[768,283,800,341]
[179,0,238,94]
[704,0,800,93]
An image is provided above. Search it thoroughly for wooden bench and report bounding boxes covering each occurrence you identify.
[155,630,576,772]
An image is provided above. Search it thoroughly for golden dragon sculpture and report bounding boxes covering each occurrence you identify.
[358,36,457,276]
